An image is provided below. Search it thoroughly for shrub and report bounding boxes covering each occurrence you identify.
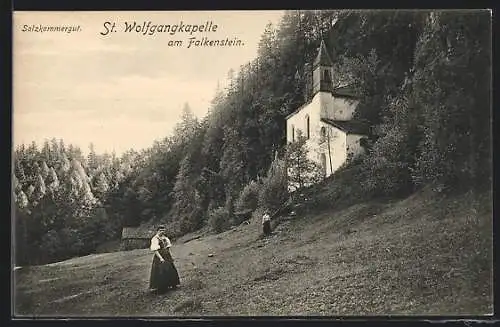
[361,156,413,197]
[207,206,230,233]
[356,93,419,198]
[258,156,288,212]
[39,229,63,261]
[235,180,261,213]
[296,161,370,214]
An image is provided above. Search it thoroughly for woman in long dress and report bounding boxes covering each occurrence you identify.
[262,210,271,236]
[149,226,180,293]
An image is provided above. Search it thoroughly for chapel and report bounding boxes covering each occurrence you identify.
[285,40,369,184]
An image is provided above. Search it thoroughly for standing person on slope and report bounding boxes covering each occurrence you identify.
[149,226,180,294]
[262,210,272,236]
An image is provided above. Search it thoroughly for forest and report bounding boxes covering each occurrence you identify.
[13,10,491,265]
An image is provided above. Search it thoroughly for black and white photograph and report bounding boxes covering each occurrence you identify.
[12,9,492,317]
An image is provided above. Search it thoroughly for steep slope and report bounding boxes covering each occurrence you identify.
[14,188,492,316]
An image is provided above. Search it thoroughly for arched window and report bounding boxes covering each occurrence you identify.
[320,126,326,143]
[320,153,327,177]
[323,69,331,82]
[305,115,310,139]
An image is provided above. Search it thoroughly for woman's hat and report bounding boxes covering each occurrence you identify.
[157,225,166,231]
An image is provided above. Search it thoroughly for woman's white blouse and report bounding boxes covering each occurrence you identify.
[150,235,172,251]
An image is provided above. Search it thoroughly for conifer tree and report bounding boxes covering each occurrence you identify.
[60,153,71,175]
[219,128,246,214]
[258,154,288,211]
[25,184,35,199]
[172,103,200,145]
[285,130,324,192]
[87,143,99,178]
[32,174,46,204]
[40,161,50,180]
[14,158,27,185]
[170,154,203,233]
[13,175,21,193]
[15,189,29,210]
[93,171,110,202]
[46,167,60,193]
[41,140,52,165]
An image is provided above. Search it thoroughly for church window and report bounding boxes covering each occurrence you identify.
[323,69,331,82]
[291,125,295,142]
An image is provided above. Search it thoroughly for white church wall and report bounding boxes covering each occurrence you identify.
[286,94,322,146]
[324,125,347,176]
[346,133,365,159]
[347,134,364,156]
[286,98,355,180]
[314,124,347,178]
[317,91,334,120]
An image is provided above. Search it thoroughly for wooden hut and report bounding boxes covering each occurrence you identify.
[121,226,156,250]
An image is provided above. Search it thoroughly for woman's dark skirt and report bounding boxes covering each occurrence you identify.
[263,221,271,235]
[149,251,180,293]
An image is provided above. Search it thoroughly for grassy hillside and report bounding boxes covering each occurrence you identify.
[14,188,492,316]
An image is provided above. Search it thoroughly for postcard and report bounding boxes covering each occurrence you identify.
[12,9,493,318]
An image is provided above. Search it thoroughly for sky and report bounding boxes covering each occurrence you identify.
[13,11,285,155]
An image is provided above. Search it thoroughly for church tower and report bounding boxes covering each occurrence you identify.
[312,40,334,95]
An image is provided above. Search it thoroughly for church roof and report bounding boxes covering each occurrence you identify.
[313,40,334,67]
[285,98,313,120]
[321,118,370,135]
[332,84,359,99]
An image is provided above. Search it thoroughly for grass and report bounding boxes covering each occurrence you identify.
[13,187,492,317]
